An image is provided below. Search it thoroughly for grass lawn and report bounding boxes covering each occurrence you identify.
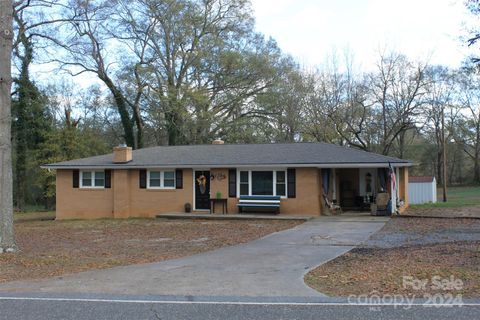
[410,186,480,209]
[14,211,55,222]
[407,186,480,218]
[305,217,480,298]
[0,215,301,283]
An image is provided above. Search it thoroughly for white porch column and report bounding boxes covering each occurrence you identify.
[332,168,337,201]
[396,167,401,202]
[390,168,397,214]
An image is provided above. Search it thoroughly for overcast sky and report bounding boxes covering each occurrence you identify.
[250,0,474,70]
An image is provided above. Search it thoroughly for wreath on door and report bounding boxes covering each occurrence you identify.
[197,174,207,194]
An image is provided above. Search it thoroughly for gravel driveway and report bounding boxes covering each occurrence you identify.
[363,217,480,248]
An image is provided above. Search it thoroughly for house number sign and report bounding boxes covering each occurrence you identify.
[211,173,226,181]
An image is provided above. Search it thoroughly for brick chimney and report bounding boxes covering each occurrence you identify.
[113,145,133,163]
[212,139,224,145]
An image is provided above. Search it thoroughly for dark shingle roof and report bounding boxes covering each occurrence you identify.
[43,142,413,169]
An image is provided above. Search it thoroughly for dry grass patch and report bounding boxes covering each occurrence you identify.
[407,205,480,218]
[305,242,480,298]
[0,217,301,283]
[305,218,480,298]
[407,186,480,217]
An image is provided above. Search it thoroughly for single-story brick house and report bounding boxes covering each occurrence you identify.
[42,141,413,219]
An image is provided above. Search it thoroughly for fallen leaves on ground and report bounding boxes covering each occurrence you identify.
[305,218,480,298]
[407,205,480,218]
[0,218,301,283]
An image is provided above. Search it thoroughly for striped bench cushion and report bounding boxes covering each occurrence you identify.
[237,203,280,208]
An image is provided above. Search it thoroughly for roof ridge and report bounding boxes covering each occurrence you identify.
[315,141,408,162]
[134,141,328,149]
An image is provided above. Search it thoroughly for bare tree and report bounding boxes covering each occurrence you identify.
[0,0,16,252]
[423,66,459,184]
[306,55,374,149]
[326,74,373,150]
[43,1,139,148]
[368,52,429,155]
[457,69,480,183]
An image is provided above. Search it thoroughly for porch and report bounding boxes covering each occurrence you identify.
[156,212,312,221]
[197,166,408,217]
[321,166,409,215]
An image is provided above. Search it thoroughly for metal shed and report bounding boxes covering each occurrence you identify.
[408,176,437,204]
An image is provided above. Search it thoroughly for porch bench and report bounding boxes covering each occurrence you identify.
[237,195,281,214]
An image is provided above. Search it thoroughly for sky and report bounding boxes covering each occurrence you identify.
[250,0,474,71]
[31,0,476,89]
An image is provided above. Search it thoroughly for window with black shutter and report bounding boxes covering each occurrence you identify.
[228,168,237,197]
[104,170,111,188]
[287,168,296,198]
[72,170,79,188]
[175,169,183,189]
[139,169,147,189]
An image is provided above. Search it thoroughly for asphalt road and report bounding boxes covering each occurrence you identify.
[0,295,478,320]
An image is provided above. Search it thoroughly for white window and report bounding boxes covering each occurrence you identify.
[238,170,287,197]
[163,171,175,188]
[240,171,249,196]
[80,170,105,188]
[148,170,176,189]
[276,171,286,196]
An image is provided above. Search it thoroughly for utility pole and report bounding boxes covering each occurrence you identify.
[442,106,447,202]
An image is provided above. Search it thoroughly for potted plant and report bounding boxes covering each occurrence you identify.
[216,191,222,199]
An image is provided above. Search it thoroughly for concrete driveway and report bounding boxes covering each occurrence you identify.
[0,215,387,297]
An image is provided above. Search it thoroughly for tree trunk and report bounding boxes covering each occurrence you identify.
[133,106,143,149]
[166,111,181,146]
[398,131,405,159]
[449,146,457,184]
[437,150,443,185]
[475,125,480,184]
[166,93,183,146]
[0,0,17,252]
[14,97,27,211]
[13,24,34,212]
[132,63,145,149]
[100,75,135,148]
[474,154,480,184]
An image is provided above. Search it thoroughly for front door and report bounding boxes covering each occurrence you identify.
[194,171,211,210]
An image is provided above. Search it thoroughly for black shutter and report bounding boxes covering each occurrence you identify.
[72,170,79,188]
[287,168,296,198]
[139,169,147,189]
[228,168,237,197]
[175,169,183,189]
[105,170,111,188]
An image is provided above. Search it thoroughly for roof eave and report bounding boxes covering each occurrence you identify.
[41,161,414,170]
